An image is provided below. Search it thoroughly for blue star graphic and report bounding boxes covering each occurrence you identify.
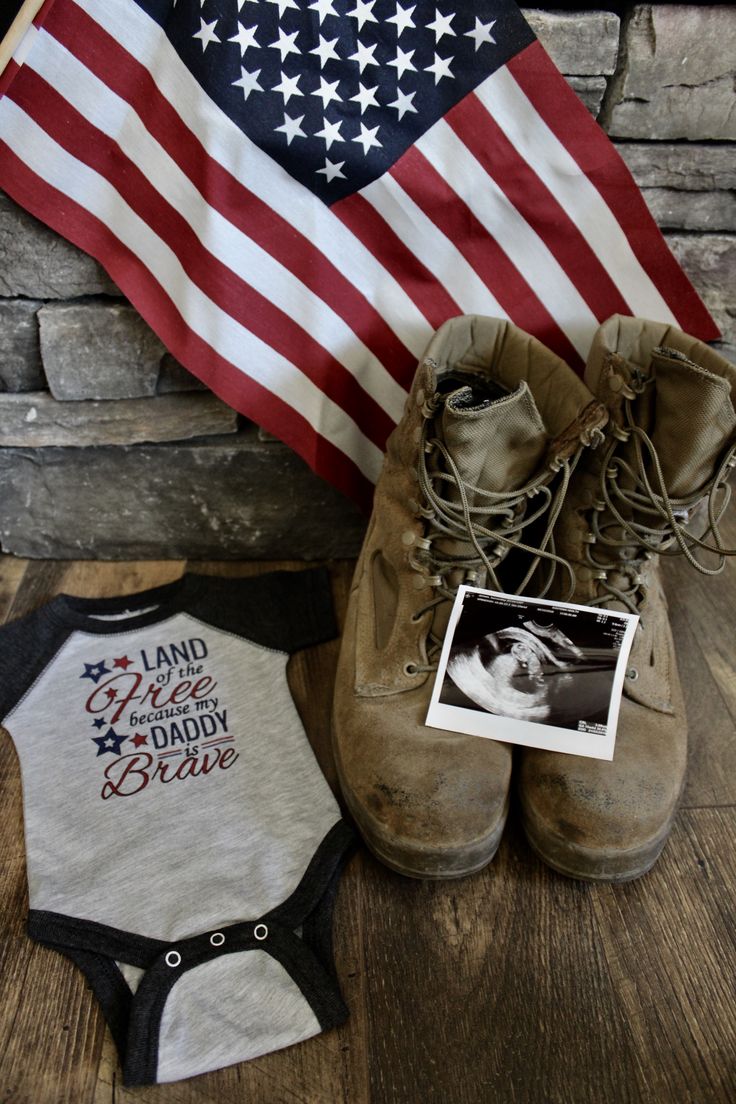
[91,718,107,729]
[80,660,111,684]
[92,728,128,757]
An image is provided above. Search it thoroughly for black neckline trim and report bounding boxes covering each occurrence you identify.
[43,574,204,635]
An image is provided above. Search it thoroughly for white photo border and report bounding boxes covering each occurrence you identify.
[425,586,640,761]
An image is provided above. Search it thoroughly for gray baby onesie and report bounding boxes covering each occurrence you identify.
[0,570,354,1085]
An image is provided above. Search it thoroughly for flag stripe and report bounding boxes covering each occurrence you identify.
[446,91,631,325]
[415,117,599,360]
[505,41,719,337]
[40,2,413,406]
[335,193,464,331]
[69,0,433,360]
[389,144,584,370]
[357,172,510,320]
[0,99,385,485]
[0,139,376,508]
[14,43,399,444]
[477,63,676,326]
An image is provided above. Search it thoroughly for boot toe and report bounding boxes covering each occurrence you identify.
[334,690,512,879]
[519,702,686,882]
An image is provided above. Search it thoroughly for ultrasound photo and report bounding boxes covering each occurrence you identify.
[427,587,639,760]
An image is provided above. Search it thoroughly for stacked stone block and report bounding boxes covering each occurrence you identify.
[0,5,734,559]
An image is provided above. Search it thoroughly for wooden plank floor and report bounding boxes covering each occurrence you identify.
[1,517,735,1104]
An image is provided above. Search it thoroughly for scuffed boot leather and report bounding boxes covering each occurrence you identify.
[520,315,736,881]
[333,315,607,879]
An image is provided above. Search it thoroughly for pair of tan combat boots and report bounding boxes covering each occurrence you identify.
[333,315,736,882]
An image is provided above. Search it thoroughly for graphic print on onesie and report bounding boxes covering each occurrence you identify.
[83,628,235,798]
[0,571,355,1085]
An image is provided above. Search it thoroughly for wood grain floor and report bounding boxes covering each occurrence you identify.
[1,517,735,1104]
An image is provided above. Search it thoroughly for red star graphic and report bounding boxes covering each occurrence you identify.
[131,733,148,748]
[113,655,133,670]
[105,688,118,701]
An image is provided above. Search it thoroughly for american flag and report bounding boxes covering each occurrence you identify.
[0,0,718,507]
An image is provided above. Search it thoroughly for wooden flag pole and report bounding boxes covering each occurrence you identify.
[0,0,45,79]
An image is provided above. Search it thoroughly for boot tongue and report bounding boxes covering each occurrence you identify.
[440,380,549,496]
[647,347,736,497]
[603,347,736,607]
[425,382,549,640]
[430,381,549,614]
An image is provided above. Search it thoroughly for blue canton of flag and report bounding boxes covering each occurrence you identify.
[146,0,534,204]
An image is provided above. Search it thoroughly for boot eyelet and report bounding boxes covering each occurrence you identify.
[410,611,425,623]
[611,425,631,442]
[627,667,639,681]
[403,663,420,677]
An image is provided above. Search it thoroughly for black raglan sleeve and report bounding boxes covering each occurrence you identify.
[188,568,338,654]
[0,609,73,724]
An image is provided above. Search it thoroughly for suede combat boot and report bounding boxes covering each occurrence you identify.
[520,315,736,881]
[333,315,607,879]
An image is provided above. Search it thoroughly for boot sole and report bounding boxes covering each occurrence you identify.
[334,739,509,880]
[521,805,676,883]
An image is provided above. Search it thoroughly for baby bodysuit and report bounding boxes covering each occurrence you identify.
[0,569,355,1085]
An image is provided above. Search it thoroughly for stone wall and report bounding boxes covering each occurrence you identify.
[0,5,734,559]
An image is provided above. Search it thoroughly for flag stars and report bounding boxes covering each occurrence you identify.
[317,158,346,182]
[388,87,417,119]
[312,76,342,109]
[314,118,344,149]
[351,83,379,114]
[272,71,303,103]
[425,52,454,84]
[310,35,341,68]
[426,10,456,42]
[131,733,149,748]
[353,122,382,155]
[386,3,415,36]
[387,46,416,79]
[269,27,300,62]
[346,0,378,32]
[308,0,339,23]
[275,112,307,145]
[193,17,220,52]
[228,22,259,56]
[348,40,378,73]
[91,717,107,730]
[465,17,496,51]
[232,66,264,100]
[113,655,133,670]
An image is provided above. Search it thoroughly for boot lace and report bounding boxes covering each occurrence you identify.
[585,372,736,615]
[406,396,592,672]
